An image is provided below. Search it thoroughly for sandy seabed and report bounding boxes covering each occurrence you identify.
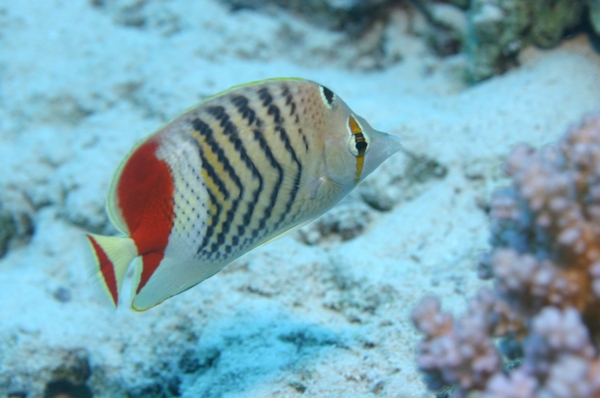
[1,1,600,397]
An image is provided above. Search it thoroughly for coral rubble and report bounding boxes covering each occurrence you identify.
[412,114,600,397]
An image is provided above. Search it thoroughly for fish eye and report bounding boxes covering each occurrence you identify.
[347,116,369,157]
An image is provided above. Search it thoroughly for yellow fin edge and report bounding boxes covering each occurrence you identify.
[86,234,137,308]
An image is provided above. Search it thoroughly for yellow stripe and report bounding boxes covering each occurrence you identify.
[354,155,365,184]
[349,116,362,135]
[189,131,227,227]
[349,116,366,184]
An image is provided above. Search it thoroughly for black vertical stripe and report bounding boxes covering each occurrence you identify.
[272,125,302,231]
[267,104,283,124]
[193,115,243,255]
[262,94,303,233]
[197,148,229,200]
[250,127,284,243]
[207,105,265,249]
[258,87,273,107]
[299,128,309,151]
[186,124,229,253]
[185,135,219,255]
[282,85,291,103]
[229,96,267,242]
[197,176,221,255]
[231,95,256,126]
[281,85,296,116]
[188,83,315,256]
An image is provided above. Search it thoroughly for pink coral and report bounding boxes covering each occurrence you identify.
[412,114,600,397]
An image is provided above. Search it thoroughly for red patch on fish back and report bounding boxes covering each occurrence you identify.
[87,234,119,306]
[117,138,174,293]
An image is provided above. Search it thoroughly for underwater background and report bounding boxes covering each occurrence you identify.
[2,1,600,397]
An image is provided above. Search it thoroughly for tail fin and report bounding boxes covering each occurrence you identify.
[86,234,138,307]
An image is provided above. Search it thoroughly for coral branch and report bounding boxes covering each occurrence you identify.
[413,114,600,396]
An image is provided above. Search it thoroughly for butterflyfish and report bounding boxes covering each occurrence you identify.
[86,78,402,311]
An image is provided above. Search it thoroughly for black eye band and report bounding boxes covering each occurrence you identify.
[353,131,367,155]
[355,141,368,151]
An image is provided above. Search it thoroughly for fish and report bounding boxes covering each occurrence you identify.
[86,78,402,311]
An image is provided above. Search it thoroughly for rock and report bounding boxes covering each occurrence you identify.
[590,0,600,35]
[465,0,585,82]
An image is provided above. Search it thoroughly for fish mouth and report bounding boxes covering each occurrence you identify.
[371,130,402,159]
[359,130,402,180]
[380,132,402,157]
